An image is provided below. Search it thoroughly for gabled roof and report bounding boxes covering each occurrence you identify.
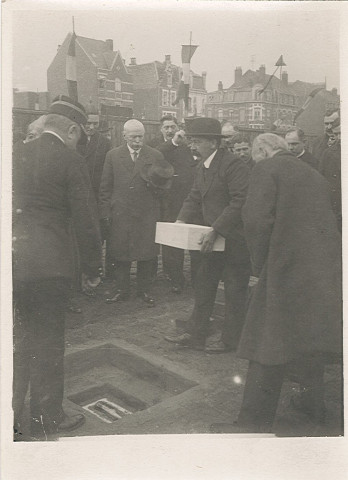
[129,60,206,91]
[228,69,298,95]
[76,35,123,71]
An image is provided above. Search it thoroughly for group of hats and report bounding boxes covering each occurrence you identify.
[48,95,225,190]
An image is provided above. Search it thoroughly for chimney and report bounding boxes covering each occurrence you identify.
[235,66,242,85]
[165,54,171,64]
[130,58,137,65]
[332,87,338,96]
[105,39,113,51]
[218,81,223,91]
[281,70,288,85]
[202,71,207,89]
[259,64,266,78]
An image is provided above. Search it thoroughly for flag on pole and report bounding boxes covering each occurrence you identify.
[172,44,198,108]
[275,55,286,67]
[293,86,325,123]
[258,55,286,94]
[66,31,78,101]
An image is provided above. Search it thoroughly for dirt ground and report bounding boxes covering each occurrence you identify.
[62,255,344,438]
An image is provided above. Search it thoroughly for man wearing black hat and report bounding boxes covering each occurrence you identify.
[12,95,103,440]
[99,119,173,306]
[164,118,251,353]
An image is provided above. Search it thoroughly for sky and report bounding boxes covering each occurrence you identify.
[9,1,341,94]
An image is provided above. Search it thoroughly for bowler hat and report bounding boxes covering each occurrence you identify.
[49,95,88,125]
[140,158,174,190]
[186,117,224,137]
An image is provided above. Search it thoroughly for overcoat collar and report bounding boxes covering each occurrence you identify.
[119,144,153,178]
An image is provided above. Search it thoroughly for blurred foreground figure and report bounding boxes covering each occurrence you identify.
[23,115,47,143]
[13,96,102,441]
[211,133,342,434]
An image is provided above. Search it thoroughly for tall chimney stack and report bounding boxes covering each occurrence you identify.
[235,66,242,85]
[105,39,113,51]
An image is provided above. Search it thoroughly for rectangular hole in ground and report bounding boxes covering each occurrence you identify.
[65,344,199,423]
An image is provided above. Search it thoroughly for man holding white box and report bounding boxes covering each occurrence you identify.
[164,118,251,353]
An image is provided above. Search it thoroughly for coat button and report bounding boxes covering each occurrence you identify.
[16,209,22,214]
[12,236,17,242]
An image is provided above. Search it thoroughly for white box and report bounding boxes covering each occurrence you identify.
[155,222,225,251]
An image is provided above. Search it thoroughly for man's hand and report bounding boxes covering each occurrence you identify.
[172,130,186,146]
[199,228,218,254]
[175,220,185,224]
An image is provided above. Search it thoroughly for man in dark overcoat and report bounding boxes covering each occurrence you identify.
[78,112,111,200]
[311,110,340,160]
[319,125,341,232]
[155,115,198,292]
[211,133,342,434]
[99,119,173,306]
[285,128,318,170]
[164,118,251,353]
[12,96,103,440]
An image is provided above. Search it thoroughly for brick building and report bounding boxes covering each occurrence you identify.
[128,55,207,121]
[47,33,133,113]
[13,90,51,111]
[206,65,339,136]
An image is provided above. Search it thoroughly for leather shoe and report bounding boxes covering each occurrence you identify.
[205,340,233,354]
[106,290,130,304]
[137,292,155,307]
[58,413,86,432]
[164,333,205,350]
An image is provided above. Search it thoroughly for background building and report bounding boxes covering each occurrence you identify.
[128,55,206,121]
[206,65,339,136]
[47,33,133,114]
[13,90,51,111]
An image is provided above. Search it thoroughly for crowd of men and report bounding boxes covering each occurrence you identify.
[12,96,342,440]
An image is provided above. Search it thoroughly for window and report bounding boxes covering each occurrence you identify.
[218,109,223,120]
[99,79,106,88]
[167,73,172,87]
[170,91,176,106]
[162,89,169,106]
[115,78,121,92]
[207,108,212,117]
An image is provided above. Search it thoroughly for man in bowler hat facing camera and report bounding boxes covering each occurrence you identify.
[12,95,103,440]
[164,118,251,353]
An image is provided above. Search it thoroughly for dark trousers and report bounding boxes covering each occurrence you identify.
[187,252,250,347]
[113,260,154,294]
[237,357,326,433]
[13,279,68,439]
[162,246,202,288]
